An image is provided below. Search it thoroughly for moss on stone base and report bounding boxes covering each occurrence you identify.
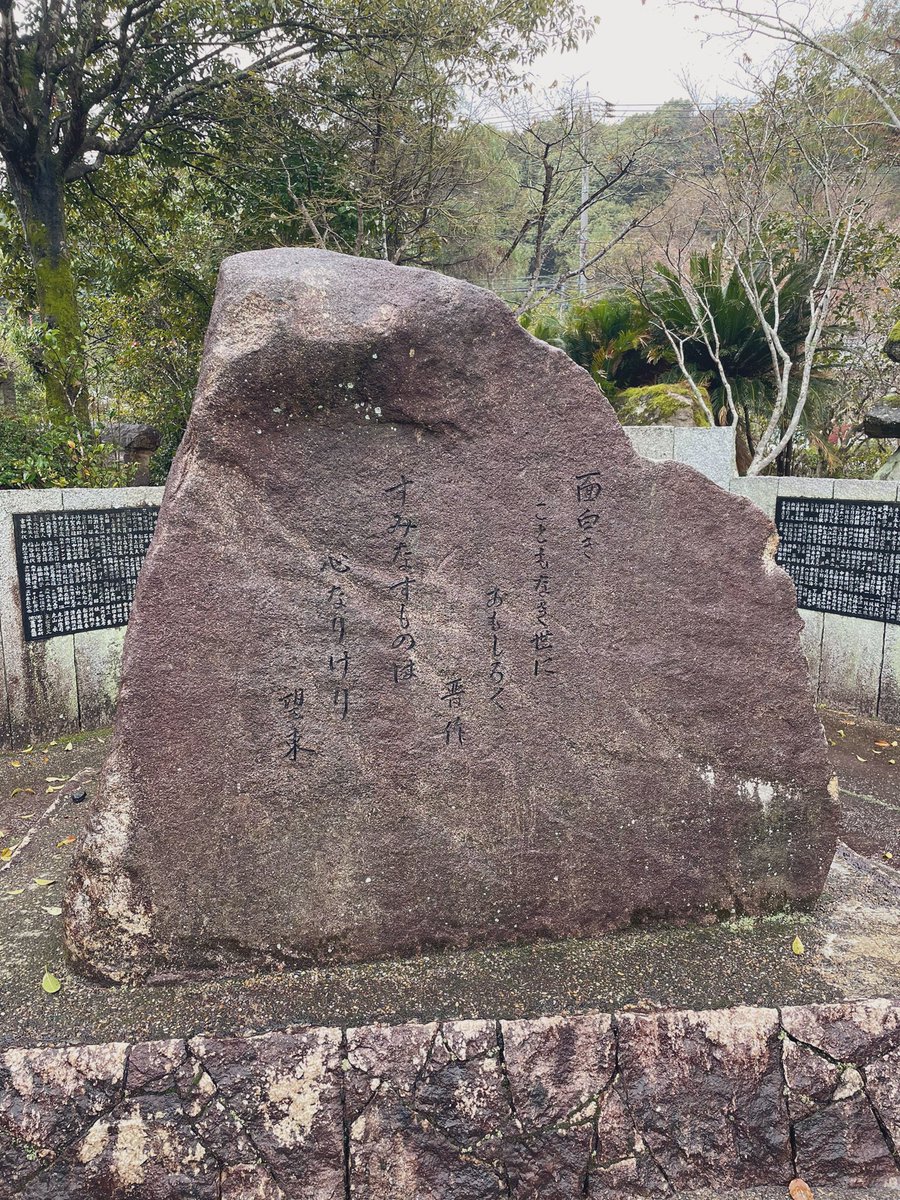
[884,320,900,365]
[612,382,711,427]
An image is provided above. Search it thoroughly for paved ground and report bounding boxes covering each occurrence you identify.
[689,1191,900,1199]
[690,1192,900,1199]
[821,707,900,865]
[0,708,898,1050]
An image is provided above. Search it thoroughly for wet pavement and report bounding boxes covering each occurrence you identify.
[821,707,900,865]
[0,710,897,1050]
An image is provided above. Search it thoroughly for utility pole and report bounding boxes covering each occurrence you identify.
[578,85,590,297]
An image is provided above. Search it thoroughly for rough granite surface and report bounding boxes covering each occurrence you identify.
[2,1001,899,1198]
[64,248,837,983]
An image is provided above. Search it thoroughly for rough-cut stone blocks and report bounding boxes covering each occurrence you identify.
[4,1002,900,1197]
[781,1000,900,1189]
[617,1006,791,1190]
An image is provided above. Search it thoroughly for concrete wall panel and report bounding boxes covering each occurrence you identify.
[878,625,900,726]
[728,477,778,519]
[798,610,826,702]
[60,488,162,732]
[624,426,675,462]
[0,487,163,748]
[819,613,886,718]
[671,426,736,488]
[0,491,78,749]
[832,479,899,502]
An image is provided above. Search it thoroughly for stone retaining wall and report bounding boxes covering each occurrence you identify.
[3,1000,899,1197]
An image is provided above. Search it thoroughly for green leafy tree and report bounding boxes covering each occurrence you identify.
[0,0,587,428]
[683,0,900,136]
[624,44,897,474]
[0,0,324,425]
[489,88,672,308]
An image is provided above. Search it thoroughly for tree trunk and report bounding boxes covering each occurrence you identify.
[0,357,16,411]
[728,402,754,475]
[6,154,88,427]
[734,425,753,476]
[776,432,794,477]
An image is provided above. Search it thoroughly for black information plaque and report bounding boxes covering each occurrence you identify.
[14,506,159,641]
[775,496,900,625]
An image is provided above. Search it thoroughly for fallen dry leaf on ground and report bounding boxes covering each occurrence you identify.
[792,935,805,955]
[789,1177,814,1200]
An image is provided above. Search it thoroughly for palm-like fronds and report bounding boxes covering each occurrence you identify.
[651,247,820,376]
[562,294,656,395]
[647,246,839,434]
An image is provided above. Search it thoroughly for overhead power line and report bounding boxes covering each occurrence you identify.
[479,99,720,131]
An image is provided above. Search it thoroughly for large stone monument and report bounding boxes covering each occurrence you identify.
[64,249,837,983]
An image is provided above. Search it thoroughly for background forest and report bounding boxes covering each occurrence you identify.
[0,0,896,486]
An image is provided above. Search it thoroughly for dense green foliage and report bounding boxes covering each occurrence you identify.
[647,249,842,471]
[0,0,589,443]
[559,295,656,394]
[0,416,134,488]
[524,240,896,476]
[0,0,895,481]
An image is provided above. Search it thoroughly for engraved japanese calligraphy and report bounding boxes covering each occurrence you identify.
[531,501,557,679]
[575,470,602,557]
[65,249,837,984]
[383,475,419,685]
[322,553,352,719]
[485,586,508,710]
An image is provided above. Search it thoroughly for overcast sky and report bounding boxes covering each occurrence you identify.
[524,0,856,112]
